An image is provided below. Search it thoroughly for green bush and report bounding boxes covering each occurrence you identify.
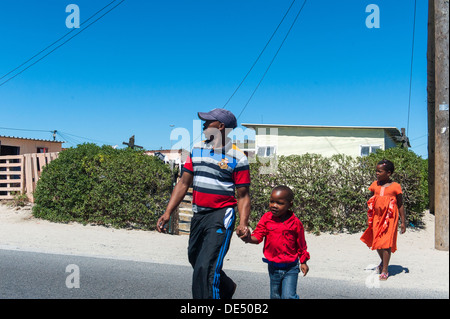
[33,143,172,230]
[249,147,428,234]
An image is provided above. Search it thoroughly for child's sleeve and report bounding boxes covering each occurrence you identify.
[395,182,403,195]
[368,181,376,193]
[297,221,310,264]
[250,214,268,243]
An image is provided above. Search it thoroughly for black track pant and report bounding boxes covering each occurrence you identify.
[188,206,236,299]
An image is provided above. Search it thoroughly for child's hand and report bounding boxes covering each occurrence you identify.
[236,226,253,243]
[300,263,309,277]
[236,225,249,238]
[400,223,406,234]
[244,231,254,243]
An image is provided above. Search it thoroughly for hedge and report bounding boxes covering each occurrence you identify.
[32,143,172,230]
[33,144,427,234]
[248,147,428,234]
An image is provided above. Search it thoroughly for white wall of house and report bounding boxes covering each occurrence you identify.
[242,124,400,158]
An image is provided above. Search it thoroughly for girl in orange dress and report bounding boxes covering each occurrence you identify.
[360,159,406,280]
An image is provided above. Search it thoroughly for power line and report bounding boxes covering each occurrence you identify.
[190,0,302,148]
[0,126,52,133]
[58,130,116,146]
[236,0,308,120]
[406,0,417,136]
[411,141,427,149]
[0,0,120,82]
[0,126,116,146]
[410,133,427,141]
[0,0,126,87]
[55,131,81,146]
[222,0,297,109]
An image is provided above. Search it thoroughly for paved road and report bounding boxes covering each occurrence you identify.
[0,249,447,299]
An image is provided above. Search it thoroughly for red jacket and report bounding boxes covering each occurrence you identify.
[252,211,310,264]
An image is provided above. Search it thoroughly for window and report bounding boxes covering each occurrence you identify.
[257,146,276,157]
[0,145,20,156]
[371,145,381,153]
[360,145,382,156]
[37,147,49,153]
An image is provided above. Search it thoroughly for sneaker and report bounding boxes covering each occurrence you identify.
[222,280,237,299]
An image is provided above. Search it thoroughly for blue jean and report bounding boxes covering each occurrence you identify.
[268,262,300,299]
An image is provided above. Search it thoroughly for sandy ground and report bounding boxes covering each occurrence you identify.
[0,203,448,296]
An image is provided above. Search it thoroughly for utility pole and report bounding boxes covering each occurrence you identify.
[122,135,143,150]
[428,0,449,251]
[427,0,436,216]
[400,128,411,149]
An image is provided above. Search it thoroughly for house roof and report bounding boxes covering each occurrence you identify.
[241,123,402,141]
[0,135,64,143]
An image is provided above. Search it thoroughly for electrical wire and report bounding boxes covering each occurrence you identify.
[0,126,116,146]
[0,126,58,143]
[236,0,308,120]
[190,0,303,148]
[58,130,116,146]
[410,133,427,141]
[411,141,427,149]
[55,131,81,146]
[406,0,417,136]
[222,0,297,109]
[0,126,53,133]
[0,0,120,82]
[0,0,126,87]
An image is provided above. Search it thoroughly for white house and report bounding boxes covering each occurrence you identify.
[240,124,403,158]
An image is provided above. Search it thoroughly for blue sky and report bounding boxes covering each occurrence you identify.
[0,0,429,158]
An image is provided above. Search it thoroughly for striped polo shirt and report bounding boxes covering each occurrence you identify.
[182,138,250,213]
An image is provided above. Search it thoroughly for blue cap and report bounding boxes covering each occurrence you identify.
[198,108,237,129]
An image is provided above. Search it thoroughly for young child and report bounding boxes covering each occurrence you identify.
[242,185,310,299]
[360,159,406,280]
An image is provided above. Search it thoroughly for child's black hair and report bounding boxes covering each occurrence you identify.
[377,159,395,173]
[272,185,294,202]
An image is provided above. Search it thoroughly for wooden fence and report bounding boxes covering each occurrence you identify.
[0,152,59,202]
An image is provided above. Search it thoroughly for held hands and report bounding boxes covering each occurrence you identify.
[236,225,251,242]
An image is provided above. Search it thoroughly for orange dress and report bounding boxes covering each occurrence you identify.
[360,181,402,253]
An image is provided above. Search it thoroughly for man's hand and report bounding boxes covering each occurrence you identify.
[157,172,193,234]
[236,225,249,239]
[235,186,251,241]
[156,213,170,233]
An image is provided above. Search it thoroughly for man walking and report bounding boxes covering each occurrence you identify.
[157,108,251,299]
